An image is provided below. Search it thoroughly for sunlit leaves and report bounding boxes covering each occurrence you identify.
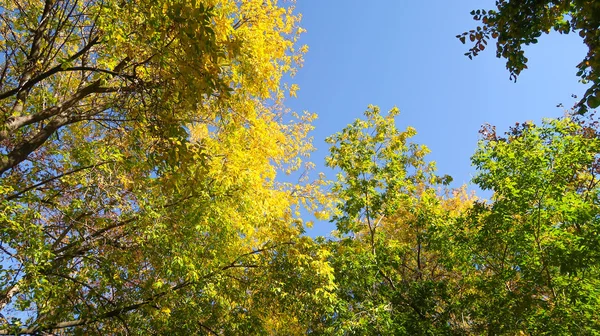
[322,106,472,334]
[0,0,326,334]
[463,116,600,333]
[460,1,600,113]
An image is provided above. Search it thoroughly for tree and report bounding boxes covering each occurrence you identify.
[319,107,600,335]
[0,0,333,334]
[459,116,600,334]
[459,0,600,112]
[321,106,472,335]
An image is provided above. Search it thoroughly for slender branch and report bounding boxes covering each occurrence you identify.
[198,322,219,336]
[4,161,113,201]
[0,36,100,102]
[47,272,116,307]
[0,81,134,175]
[52,217,137,260]
[11,0,56,117]
[40,0,81,70]
[50,210,95,251]
[66,66,136,79]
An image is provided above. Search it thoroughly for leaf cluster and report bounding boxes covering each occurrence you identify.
[459,0,600,112]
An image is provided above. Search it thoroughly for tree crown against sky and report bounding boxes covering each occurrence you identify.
[0,0,332,334]
[1,0,600,335]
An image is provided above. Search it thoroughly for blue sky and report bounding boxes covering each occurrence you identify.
[284,1,589,236]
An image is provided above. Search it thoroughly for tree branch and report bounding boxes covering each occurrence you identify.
[0,36,100,102]
[4,161,113,201]
[0,283,20,312]
[11,0,56,117]
[0,81,134,175]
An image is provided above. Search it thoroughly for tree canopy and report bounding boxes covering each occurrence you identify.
[1,0,600,335]
[317,107,600,334]
[0,0,334,334]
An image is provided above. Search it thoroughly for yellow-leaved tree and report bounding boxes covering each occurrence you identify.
[0,0,334,334]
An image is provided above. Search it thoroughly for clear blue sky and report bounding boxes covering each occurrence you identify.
[286,0,588,236]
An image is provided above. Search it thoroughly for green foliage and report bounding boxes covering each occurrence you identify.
[0,0,334,334]
[3,0,600,333]
[461,117,600,334]
[459,0,600,113]
[322,106,467,335]
[325,105,433,235]
[320,108,600,335]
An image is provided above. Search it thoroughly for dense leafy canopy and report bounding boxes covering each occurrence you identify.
[463,116,600,333]
[320,108,600,335]
[459,0,600,112]
[322,106,471,334]
[1,0,600,335]
[0,0,334,334]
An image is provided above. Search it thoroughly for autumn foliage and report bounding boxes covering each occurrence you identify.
[1,0,600,335]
